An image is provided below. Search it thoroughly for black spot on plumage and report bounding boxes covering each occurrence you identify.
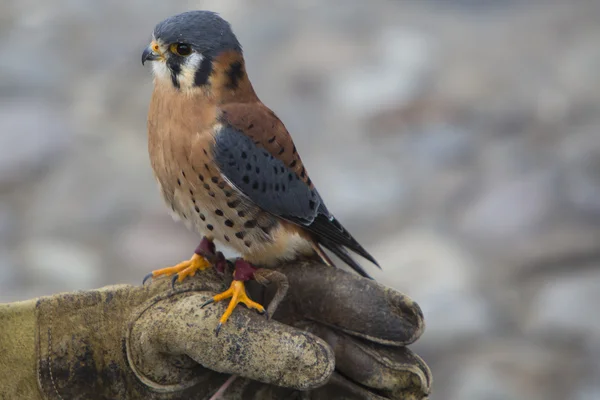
[244,240,252,248]
[194,56,213,87]
[292,145,297,155]
[182,171,186,178]
[224,219,234,227]
[209,191,215,197]
[195,205,200,213]
[237,210,246,217]
[203,183,210,190]
[241,152,247,159]
[280,166,285,173]
[268,136,276,143]
[218,181,226,189]
[244,220,257,229]
[282,184,286,192]
[289,160,297,168]
[227,199,241,208]
[255,167,260,173]
[246,163,252,171]
[273,166,278,174]
[309,200,316,210]
[200,213,206,221]
[260,225,272,235]
[242,175,250,184]
[306,177,312,186]
[215,209,224,216]
[225,191,233,198]
[203,149,208,156]
[189,189,193,195]
[225,61,244,90]
[278,147,285,155]
[235,231,245,239]
[204,163,210,171]
[275,184,280,191]
[224,235,230,242]
[211,176,219,183]
[300,168,306,178]
[288,173,293,182]
[198,174,204,182]
[248,123,254,129]
[207,224,214,231]
[252,181,259,190]
[177,179,181,186]
[262,182,267,193]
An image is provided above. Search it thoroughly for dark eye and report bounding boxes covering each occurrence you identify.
[170,43,192,56]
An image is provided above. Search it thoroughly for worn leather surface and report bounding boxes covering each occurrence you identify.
[32,262,431,399]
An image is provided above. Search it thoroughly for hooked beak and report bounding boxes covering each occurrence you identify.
[141,43,162,65]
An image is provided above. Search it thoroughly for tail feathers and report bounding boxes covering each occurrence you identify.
[317,237,373,279]
[308,214,381,269]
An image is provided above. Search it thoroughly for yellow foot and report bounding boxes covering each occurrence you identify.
[143,253,211,285]
[201,280,266,336]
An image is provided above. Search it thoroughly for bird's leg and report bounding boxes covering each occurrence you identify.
[143,236,224,285]
[254,269,289,319]
[201,259,266,336]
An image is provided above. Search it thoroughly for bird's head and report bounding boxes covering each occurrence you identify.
[142,11,246,93]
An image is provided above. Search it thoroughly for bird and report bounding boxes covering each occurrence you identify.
[141,10,380,334]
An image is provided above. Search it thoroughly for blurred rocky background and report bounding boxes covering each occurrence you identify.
[2,0,600,398]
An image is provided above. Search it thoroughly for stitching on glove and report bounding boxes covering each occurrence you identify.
[47,306,64,400]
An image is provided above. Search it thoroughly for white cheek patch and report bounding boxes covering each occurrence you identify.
[151,60,170,80]
[178,53,204,89]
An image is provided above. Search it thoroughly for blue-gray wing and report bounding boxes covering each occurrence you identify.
[212,125,320,224]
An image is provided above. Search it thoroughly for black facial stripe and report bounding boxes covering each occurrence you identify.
[194,56,213,86]
[168,58,181,89]
[225,61,244,90]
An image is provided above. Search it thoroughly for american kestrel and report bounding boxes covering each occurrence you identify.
[141,10,380,334]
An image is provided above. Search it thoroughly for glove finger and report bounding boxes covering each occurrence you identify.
[273,263,425,345]
[307,324,432,399]
[128,289,335,391]
[310,372,393,400]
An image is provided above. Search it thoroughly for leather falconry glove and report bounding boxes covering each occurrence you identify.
[0,261,431,400]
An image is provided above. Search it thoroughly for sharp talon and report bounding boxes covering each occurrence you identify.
[201,298,215,308]
[171,275,179,289]
[142,273,153,285]
[215,322,222,337]
[144,253,212,286]
[207,278,265,332]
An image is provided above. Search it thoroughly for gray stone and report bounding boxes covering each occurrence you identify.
[371,230,494,348]
[559,128,600,218]
[329,27,433,118]
[459,172,559,243]
[526,268,600,339]
[448,340,578,400]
